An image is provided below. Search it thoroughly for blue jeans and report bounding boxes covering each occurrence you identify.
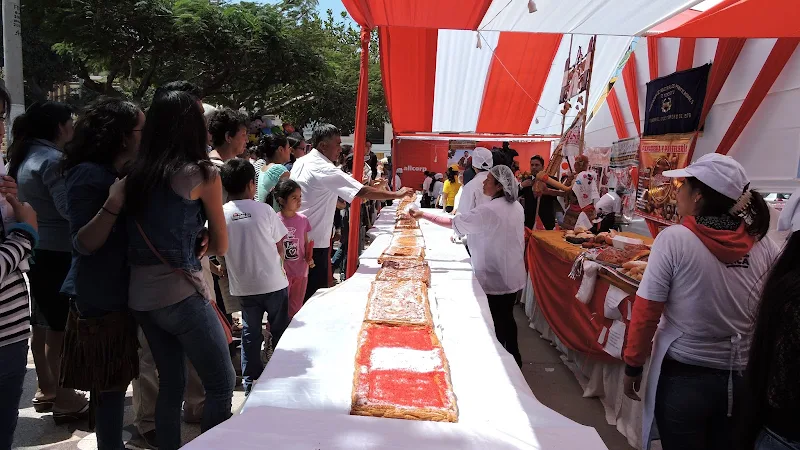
[654,358,744,450]
[132,294,235,450]
[0,340,27,450]
[240,288,289,392]
[757,429,800,450]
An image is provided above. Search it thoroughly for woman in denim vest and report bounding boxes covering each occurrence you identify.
[7,101,90,420]
[125,90,233,450]
[60,98,144,449]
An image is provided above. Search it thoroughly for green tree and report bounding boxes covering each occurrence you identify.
[16,0,388,131]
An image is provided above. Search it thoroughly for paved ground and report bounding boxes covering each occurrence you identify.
[12,306,632,450]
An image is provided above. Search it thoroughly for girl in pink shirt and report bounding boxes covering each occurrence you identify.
[275,180,314,318]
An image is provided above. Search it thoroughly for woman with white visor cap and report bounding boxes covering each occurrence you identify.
[411,165,525,366]
[740,187,800,450]
[622,153,778,450]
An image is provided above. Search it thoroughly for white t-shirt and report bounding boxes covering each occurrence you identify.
[223,199,289,296]
[457,170,491,216]
[394,175,402,191]
[595,191,622,215]
[637,225,779,370]
[452,198,527,295]
[432,181,444,206]
[290,149,363,248]
[422,176,432,193]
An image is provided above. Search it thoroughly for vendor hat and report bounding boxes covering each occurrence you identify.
[662,153,749,201]
[396,168,403,174]
[472,147,494,170]
[435,173,443,180]
[778,187,800,232]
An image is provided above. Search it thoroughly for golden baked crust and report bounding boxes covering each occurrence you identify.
[364,280,431,326]
[378,245,425,264]
[350,322,458,423]
[376,259,431,287]
[392,235,425,248]
[395,217,419,229]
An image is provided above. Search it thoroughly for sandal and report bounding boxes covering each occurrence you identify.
[52,402,90,425]
[32,397,55,413]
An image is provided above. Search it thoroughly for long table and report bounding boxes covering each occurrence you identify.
[524,230,656,449]
[185,203,608,449]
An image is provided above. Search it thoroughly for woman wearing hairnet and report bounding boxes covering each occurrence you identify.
[411,165,525,366]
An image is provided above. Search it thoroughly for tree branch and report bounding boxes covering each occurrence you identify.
[76,58,106,93]
[133,56,159,101]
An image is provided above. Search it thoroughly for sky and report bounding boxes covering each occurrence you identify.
[241,0,353,23]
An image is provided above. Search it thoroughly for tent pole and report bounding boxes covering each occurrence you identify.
[345,26,372,279]
[578,36,597,156]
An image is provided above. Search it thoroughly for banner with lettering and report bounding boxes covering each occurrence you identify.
[559,36,596,104]
[635,134,695,225]
[643,64,710,136]
[610,137,640,168]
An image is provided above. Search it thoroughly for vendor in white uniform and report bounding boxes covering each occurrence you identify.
[454,147,493,255]
[411,165,526,367]
[622,154,777,450]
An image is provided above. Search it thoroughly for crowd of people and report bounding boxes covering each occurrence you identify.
[0,80,412,450]
[0,77,798,450]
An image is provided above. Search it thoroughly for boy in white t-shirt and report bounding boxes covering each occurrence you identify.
[220,159,289,394]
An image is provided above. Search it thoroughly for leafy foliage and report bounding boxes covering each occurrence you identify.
[8,0,387,131]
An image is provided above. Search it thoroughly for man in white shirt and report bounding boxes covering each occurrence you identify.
[290,124,414,300]
[455,147,494,254]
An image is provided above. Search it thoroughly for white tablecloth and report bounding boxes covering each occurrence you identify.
[185,204,608,449]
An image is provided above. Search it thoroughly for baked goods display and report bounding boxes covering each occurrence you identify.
[364,280,431,326]
[564,229,618,247]
[351,198,458,422]
[351,322,458,422]
[376,259,432,287]
[617,261,648,282]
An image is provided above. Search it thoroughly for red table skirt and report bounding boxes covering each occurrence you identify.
[526,233,635,364]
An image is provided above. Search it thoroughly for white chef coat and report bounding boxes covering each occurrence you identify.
[290,149,363,248]
[394,175,402,191]
[457,170,491,216]
[595,191,622,215]
[452,197,526,295]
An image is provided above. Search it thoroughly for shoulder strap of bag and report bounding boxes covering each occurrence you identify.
[134,221,233,343]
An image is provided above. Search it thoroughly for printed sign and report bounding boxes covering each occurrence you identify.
[635,134,695,225]
[610,137,640,168]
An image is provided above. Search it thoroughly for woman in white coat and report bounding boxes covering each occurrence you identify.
[622,154,776,450]
[412,165,526,366]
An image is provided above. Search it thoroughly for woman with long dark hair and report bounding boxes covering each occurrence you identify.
[125,91,234,450]
[58,98,143,448]
[256,134,291,207]
[622,154,777,450]
[8,101,90,421]
[442,167,461,213]
[740,192,800,450]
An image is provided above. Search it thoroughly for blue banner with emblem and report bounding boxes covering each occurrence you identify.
[643,64,711,136]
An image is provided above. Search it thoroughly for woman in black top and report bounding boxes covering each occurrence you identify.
[741,192,800,450]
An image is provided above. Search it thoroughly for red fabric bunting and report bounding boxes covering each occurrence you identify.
[378,27,438,133]
[476,33,562,134]
[717,38,800,155]
[622,53,641,135]
[342,0,492,30]
[606,88,629,139]
[647,36,660,80]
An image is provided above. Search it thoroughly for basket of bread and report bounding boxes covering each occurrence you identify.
[564,227,619,249]
[618,260,648,283]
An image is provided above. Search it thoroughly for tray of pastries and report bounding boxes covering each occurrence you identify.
[364,280,431,326]
[351,322,458,422]
[376,258,431,287]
